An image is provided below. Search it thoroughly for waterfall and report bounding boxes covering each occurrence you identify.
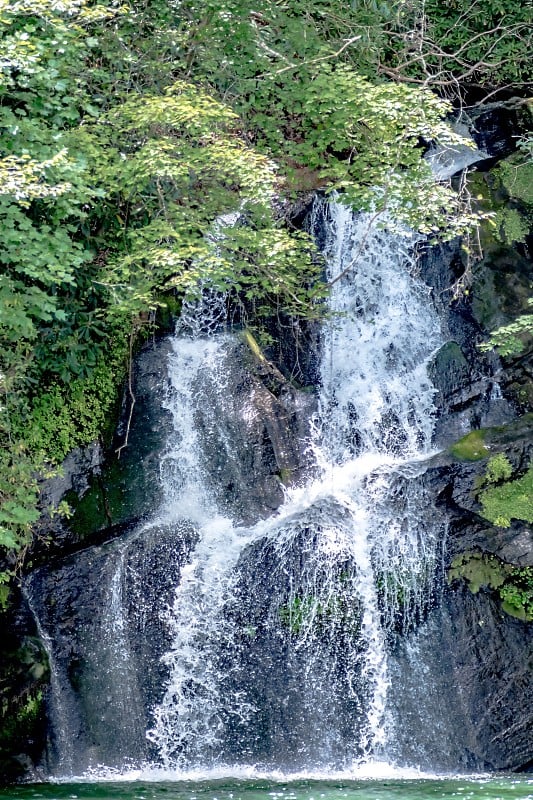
[28,198,450,777]
[148,199,446,771]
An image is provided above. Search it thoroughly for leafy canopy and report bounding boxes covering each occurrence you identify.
[0,0,526,595]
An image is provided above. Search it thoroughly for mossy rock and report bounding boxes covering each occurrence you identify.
[507,380,533,412]
[479,466,533,528]
[448,551,533,622]
[471,249,532,333]
[449,429,490,461]
[448,551,507,593]
[450,415,533,462]
[429,341,470,397]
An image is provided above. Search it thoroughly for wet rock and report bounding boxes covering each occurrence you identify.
[441,584,532,771]
[26,518,197,775]
[40,443,104,511]
[425,414,533,539]
[59,338,175,546]
[218,502,367,769]
[466,103,525,159]
[388,585,533,772]
[420,411,533,728]
[193,338,317,525]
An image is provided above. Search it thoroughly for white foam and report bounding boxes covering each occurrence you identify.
[55,760,477,784]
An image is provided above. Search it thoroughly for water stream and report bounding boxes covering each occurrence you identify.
[147,199,446,771]
[29,199,454,779]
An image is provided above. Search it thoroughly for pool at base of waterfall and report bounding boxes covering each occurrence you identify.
[3,774,532,800]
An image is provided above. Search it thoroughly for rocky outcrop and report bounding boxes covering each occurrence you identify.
[412,153,533,770]
[14,328,318,777]
[65,338,176,543]
[440,584,532,771]
[193,336,317,524]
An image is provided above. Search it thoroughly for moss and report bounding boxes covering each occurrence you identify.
[448,551,507,594]
[449,429,489,461]
[479,466,533,528]
[497,154,533,207]
[64,482,109,539]
[279,595,317,634]
[376,566,431,607]
[67,452,151,539]
[277,467,293,485]
[278,592,360,636]
[448,552,533,622]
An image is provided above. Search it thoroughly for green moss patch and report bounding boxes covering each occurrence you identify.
[449,429,489,461]
[278,593,360,637]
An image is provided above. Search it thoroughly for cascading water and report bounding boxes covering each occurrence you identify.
[27,198,451,778]
[147,199,446,772]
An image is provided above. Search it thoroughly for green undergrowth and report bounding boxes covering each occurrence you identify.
[0,329,131,602]
[479,463,533,528]
[450,428,532,530]
[471,453,533,529]
[449,551,533,622]
[16,353,127,466]
[471,134,533,358]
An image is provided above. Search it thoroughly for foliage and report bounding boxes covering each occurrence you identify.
[0,0,325,587]
[167,0,484,236]
[14,348,128,465]
[0,0,530,597]
[478,136,533,357]
[381,0,532,98]
[479,466,533,528]
[491,139,533,246]
[499,567,533,621]
[448,552,533,622]
[478,299,533,357]
[484,453,513,484]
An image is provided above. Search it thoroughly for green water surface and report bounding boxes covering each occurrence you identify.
[0,778,531,800]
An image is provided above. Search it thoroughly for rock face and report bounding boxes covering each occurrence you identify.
[407,147,532,771]
[193,337,317,524]
[441,585,532,772]
[386,582,532,772]
[66,337,176,543]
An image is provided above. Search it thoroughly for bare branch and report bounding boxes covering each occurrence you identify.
[254,35,362,79]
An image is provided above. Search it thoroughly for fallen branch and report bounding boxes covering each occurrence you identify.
[116,328,136,459]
